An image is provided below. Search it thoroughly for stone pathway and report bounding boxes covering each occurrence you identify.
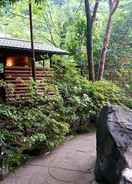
[2,133,96,184]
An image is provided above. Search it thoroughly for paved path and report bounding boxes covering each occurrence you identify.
[2,133,96,184]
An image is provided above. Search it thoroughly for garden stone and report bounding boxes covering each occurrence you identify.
[95,105,132,184]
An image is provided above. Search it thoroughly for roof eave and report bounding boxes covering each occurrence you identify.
[0,46,69,55]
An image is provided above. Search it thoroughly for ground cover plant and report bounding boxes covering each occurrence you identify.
[0,84,69,169]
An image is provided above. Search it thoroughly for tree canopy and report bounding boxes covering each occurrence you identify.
[0,0,131,77]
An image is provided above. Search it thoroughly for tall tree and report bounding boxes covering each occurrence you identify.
[98,0,119,80]
[85,0,99,81]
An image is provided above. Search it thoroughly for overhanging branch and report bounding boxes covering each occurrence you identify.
[91,0,100,25]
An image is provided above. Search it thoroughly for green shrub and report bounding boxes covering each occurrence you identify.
[86,80,125,109]
[113,67,132,97]
[0,83,69,170]
[53,58,129,133]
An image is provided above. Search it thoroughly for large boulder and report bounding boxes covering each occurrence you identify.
[95,105,132,184]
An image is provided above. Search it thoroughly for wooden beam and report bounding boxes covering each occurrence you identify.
[49,54,53,68]
[29,0,36,81]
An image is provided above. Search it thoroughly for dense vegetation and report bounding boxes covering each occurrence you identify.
[0,93,69,168]
[0,61,131,170]
[0,0,131,171]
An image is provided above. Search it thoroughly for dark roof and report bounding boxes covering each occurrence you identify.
[0,37,68,55]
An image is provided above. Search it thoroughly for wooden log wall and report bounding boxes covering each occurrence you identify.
[4,66,54,102]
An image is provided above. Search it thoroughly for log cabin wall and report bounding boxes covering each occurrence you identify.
[4,66,54,102]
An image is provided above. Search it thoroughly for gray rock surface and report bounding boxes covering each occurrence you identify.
[95,105,132,184]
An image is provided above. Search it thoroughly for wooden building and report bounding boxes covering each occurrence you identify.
[0,37,67,102]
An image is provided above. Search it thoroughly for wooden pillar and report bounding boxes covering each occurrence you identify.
[43,59,45,69]
[49,54,53,68]
[29,0,36,81]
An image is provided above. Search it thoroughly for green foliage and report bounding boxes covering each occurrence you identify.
[113,67,132,109]
[109,0,132,64]
[0,0,131,79]
[53,58,128,133]
[65,13,86,62]
[114,67,132,95]
[86,80,125,108]
[0,82,69,169]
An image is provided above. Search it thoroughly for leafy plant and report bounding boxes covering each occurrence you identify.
[53,58,130,133]
[0,81,69,170]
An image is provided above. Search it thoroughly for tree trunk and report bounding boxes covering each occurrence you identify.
[85,0,95,81]
[98,14,112,80]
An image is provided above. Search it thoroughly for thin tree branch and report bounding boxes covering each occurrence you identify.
[109,0,119,15]
[75,0,83,14]
[91,0,100,25]
[109,0,113,10]
[111,0,119,15]
[46,1,60,36]
[43,15,57,46]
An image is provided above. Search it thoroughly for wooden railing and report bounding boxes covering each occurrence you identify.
[4,66,54,102]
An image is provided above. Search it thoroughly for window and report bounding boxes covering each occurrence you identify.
[6,55,30,67]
